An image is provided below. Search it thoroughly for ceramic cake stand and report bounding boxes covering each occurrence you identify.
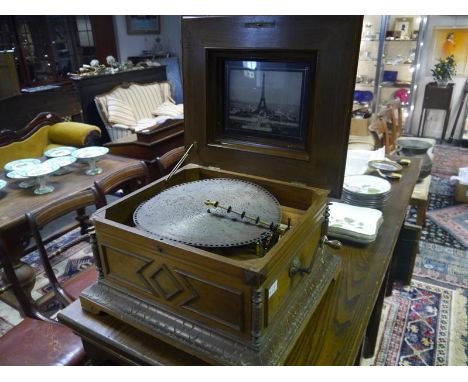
[45,156,77,175]
[4,159,42,189]
[17,162,60,195]
[72,146,109,175]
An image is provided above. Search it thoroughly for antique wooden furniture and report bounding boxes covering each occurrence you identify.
[0,83,82,128]
[58,159,422,365]
[94,81,176,141]
[0,112,101,168]
[70,66,167,143]
[348,115,390,153]
[25,188,100,306]
[0,239,86,366]
[0,51,20,101]
[76,16,363,365]
[382,100,403,152]
[93,160,150,208]
[0,155,143,308]
[104,119,184,180]
[155,146,185,176]
[410,174,431,226]
[417,82,454,138]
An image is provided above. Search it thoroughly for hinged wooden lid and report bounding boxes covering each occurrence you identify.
[182,16,362,198]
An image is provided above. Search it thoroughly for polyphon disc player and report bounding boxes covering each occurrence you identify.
[81,15,363,365]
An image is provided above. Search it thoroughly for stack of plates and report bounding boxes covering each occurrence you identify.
[328,202,383,244]
[342,175,391,209]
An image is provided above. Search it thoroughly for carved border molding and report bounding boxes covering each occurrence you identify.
[80,252,340,365]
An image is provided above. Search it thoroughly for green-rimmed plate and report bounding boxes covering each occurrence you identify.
[44,146,77,158]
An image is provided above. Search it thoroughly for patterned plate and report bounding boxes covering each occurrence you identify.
[0,179,6,190]
[44,146,77,158]
[5,170,27,179]
[4,158,41,173]
[16,162,60,178]
[72,146,109,159]
[343,175,391,195]
[45,156,77,168]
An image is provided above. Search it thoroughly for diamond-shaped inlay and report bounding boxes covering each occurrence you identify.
[147,264,184,300]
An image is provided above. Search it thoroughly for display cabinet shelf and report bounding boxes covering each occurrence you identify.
[354,15,427,134]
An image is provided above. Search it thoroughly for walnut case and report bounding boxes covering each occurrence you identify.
[80,16,362,365]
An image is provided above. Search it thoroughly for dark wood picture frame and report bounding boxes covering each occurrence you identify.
[126,16,160,35]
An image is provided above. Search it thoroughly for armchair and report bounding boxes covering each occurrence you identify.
[0,112,101,168]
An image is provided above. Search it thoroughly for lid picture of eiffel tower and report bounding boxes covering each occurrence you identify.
[226,60,304,139]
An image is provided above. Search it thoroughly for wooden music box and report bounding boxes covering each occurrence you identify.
[81,16,362,365]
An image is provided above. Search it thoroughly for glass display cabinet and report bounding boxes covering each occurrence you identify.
[354,15,427,133]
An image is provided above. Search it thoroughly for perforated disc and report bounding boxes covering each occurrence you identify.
[133,178,282,247]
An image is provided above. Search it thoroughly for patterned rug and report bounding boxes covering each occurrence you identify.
[369,278,468,366]
[406,174,466,250]
[427,204,468,248]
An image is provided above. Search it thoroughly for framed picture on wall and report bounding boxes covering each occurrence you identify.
[394,17,413,39]
[126,16,160,34]
[432,27,468,76]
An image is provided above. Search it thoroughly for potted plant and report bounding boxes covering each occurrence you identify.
[431,54,456,87]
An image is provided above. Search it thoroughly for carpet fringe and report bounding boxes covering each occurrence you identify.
[449,288,468,365]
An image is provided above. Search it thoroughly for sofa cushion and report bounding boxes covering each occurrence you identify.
[106,97,137,127]
[108,82,173,121]
[152,101,184,118]
[48,122,101,147]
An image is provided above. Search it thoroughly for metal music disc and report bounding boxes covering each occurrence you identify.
[133,178,282,248]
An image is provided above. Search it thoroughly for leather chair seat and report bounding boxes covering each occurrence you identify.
[63,265,98,301]
[0,318,85,365]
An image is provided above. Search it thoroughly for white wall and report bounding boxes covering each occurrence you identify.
[410,15,468,140]
[113,16,182,62]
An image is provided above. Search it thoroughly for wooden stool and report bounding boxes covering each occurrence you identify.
[410,175,431,226]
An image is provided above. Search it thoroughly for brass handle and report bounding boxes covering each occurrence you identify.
[321,235,342,250]
[289,236,341,277]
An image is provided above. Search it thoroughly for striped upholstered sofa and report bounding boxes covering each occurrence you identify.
[95,81,183,141]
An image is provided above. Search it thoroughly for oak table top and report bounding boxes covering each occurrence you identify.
[0,154,140,231]
[58,159,421,365]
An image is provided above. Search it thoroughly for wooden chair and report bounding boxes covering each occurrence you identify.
[368,115,391,154]
[0,239,86,365]
[381,100,403,152]
[25,188,100,306]
[94,160,150,207]
[155,146,185,177]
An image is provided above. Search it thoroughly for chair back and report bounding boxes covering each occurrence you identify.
[25,188,100,306]
[94,160,149,207]
[155,146,185,177]
[369,116,390,154]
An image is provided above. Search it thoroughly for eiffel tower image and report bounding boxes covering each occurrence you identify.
[254,72,269,115]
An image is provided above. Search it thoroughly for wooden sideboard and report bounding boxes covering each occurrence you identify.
[58,159,422,365]
[70,66,167,143]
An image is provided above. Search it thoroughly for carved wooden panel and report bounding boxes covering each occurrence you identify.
[100,243,248,336]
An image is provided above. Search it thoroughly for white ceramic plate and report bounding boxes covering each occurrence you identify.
[44,146,77,158]
[5,170,27,179]
[328,202,383,243]
[16,162,60,178]
[0,179,6,190]
[72,146,109,159]
[343,174,391,195]
[4,158,41,173]
[45,156,77,167]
